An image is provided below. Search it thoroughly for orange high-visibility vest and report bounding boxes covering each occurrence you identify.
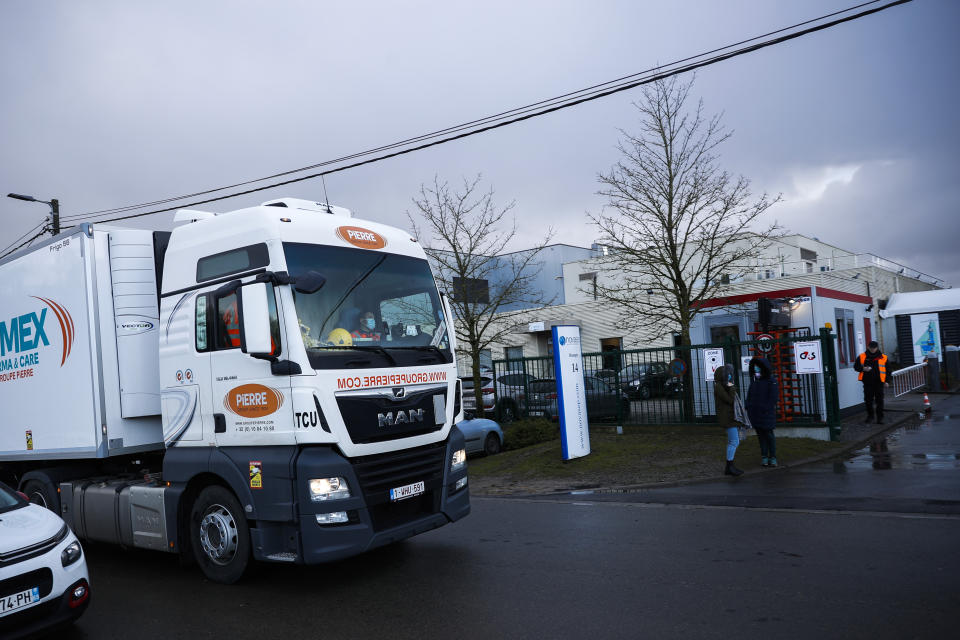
[857,352,887,383]
[223,300,241,347]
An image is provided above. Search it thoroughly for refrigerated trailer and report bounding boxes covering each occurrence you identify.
[0,198,469,583]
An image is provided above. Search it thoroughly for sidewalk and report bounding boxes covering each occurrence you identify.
[468,391,947,496]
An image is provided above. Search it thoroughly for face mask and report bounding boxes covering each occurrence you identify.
[365,318,376,330]
[727,372,734,383]
[753,367,761,379]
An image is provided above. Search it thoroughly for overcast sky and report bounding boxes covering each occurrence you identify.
[2,0,957,287]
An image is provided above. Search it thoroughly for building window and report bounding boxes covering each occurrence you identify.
[805,262,814,274]
[505,346,524,371]
[579,272,598,300]
[451,277,490,304]
[800,248,817,262]
[835,308,855,368]
[479,349,493,371]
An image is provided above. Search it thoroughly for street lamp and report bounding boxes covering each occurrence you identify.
[7,193,60,235]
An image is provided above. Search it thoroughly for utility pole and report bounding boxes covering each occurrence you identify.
[50,198,60,235]
[7,193,60,236]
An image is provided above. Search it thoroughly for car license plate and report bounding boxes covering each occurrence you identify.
[389,480,425,502]
[0,587,40,617]
[529,410,544,416]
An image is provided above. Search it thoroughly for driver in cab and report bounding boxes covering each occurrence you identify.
[351,311,381,343]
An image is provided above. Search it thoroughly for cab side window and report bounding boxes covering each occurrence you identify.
[196,284,281,356]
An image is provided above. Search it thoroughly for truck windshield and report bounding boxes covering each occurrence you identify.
[284,243,451,369]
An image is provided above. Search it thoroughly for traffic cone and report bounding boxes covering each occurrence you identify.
[923,393,932,413]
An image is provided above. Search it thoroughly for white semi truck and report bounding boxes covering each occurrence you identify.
[0,198,469,583]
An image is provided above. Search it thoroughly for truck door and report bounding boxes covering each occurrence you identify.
[208,283,294,447]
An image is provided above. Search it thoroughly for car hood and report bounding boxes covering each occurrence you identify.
[0,504,66,554]
[457,418,500,436]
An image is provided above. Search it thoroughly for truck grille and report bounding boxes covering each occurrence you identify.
[350,441,446,531]
[336,388,445,444]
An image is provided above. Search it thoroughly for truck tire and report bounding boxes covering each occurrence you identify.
[21,479,60,514]
[190,485,251,584]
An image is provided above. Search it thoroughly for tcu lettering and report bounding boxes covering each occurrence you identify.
[236,392,267,407]
[378,409,425,427]
[347,230,377,242]
[295,411,320,428]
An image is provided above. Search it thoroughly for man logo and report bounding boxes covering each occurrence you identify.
[378,409,424,427]
[392,387,405,399]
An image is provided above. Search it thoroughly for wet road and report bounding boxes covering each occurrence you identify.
[59,396,960,639]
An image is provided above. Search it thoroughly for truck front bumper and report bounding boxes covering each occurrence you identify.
[289,430,470,565]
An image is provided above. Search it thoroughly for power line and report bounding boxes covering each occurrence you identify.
[62,0,910,225]
[0,225,50,260]
[64,0,887,222]
[0,220,47,257]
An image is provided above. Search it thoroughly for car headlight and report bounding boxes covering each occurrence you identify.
[61,540,83,567]
[451,448,467,473]
[309,477,351,501]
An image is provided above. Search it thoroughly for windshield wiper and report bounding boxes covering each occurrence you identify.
[309,344,397,366]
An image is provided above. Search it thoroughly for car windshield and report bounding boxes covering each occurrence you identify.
[0,482,25,514]
[284,243,451,369]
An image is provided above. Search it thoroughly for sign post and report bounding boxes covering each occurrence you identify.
[551,325,590,461]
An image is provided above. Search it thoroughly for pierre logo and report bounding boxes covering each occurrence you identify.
[336,226,387,250]
[224,384,285,418]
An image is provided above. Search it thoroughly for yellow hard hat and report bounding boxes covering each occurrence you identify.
[326,328,353,346]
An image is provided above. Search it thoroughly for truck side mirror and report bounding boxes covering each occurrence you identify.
[239,282,273,356]
[294,270,326,294]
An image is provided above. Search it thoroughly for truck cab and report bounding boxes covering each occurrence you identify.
[157,198,469,581]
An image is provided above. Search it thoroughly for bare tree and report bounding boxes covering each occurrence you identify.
[590,75,781,347]
[408,175,555,417]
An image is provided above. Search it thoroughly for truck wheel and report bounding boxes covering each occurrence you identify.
[190,485,251,584]
[22,479,60,513]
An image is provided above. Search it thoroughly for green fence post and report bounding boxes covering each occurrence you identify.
[820,327,841,441]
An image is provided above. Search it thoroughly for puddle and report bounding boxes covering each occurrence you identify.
[836,412,960,472]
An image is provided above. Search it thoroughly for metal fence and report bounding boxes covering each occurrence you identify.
[891,362,927,397]
[490,332,833,428]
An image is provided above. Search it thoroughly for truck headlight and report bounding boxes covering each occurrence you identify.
[61,540,83,567]
[309,477,351,501]
[451,448,467,473]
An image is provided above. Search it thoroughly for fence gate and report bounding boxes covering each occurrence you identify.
[490,332,834,428]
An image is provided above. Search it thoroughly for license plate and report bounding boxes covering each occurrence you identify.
[529,410,544,416]
[0,587,40,617]
[389,480,425,502]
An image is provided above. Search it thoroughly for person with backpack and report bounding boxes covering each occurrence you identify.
[714,363,749,476]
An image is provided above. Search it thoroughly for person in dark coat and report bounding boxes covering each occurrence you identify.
[714,363,747,476]
[746,357,779,467]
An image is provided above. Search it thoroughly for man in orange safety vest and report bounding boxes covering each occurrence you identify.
[854,341,888,424]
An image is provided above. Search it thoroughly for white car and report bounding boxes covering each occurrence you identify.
[0,482,90,638]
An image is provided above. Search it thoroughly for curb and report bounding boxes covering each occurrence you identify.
[481,411,923,499]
